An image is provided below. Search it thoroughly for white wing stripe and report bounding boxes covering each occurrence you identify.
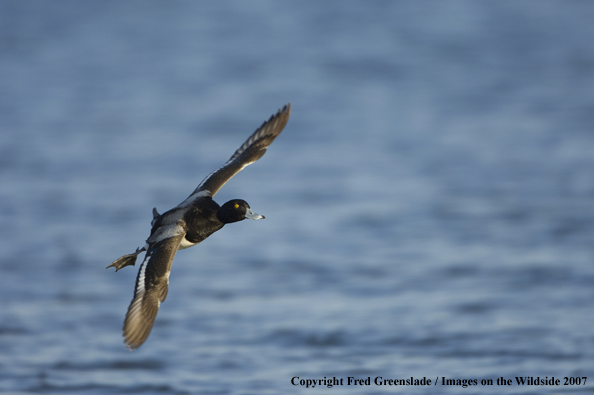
[135,259,147,295]
[177,189,211,208]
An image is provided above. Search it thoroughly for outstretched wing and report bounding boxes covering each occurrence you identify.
[179,103,291,206]
[123,231,185,350]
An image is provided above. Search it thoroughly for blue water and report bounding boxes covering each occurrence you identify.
[1,1,594,394]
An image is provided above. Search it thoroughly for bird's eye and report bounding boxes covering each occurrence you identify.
[234,203,239,209]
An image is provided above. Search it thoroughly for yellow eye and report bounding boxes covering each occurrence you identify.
[234,203,239,209]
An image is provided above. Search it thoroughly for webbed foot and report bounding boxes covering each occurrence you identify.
[106,248,145,272]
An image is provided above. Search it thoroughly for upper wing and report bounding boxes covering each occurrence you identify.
[179,103,291,206]
[123,231,185,350]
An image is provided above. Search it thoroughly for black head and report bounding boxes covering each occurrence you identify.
[217,199,265,224]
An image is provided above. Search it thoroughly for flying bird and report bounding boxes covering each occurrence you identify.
[108,104,291,349]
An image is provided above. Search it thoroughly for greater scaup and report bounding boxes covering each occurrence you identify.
[108,104,291,349]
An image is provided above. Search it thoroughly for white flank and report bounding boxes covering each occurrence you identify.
[178,237,196,250]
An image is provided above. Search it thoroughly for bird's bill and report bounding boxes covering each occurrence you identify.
[245,208,265,220]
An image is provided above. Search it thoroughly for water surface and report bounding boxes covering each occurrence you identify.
[1,1,594,394]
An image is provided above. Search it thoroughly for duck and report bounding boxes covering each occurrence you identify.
[107,104,291,349]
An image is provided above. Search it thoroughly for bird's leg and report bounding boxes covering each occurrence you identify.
[106,247,146,272]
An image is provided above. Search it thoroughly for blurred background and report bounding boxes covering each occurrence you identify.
[1,1,594,394]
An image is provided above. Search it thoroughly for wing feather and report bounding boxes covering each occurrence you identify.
[180,103,290,204]
[123,232,185,350]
